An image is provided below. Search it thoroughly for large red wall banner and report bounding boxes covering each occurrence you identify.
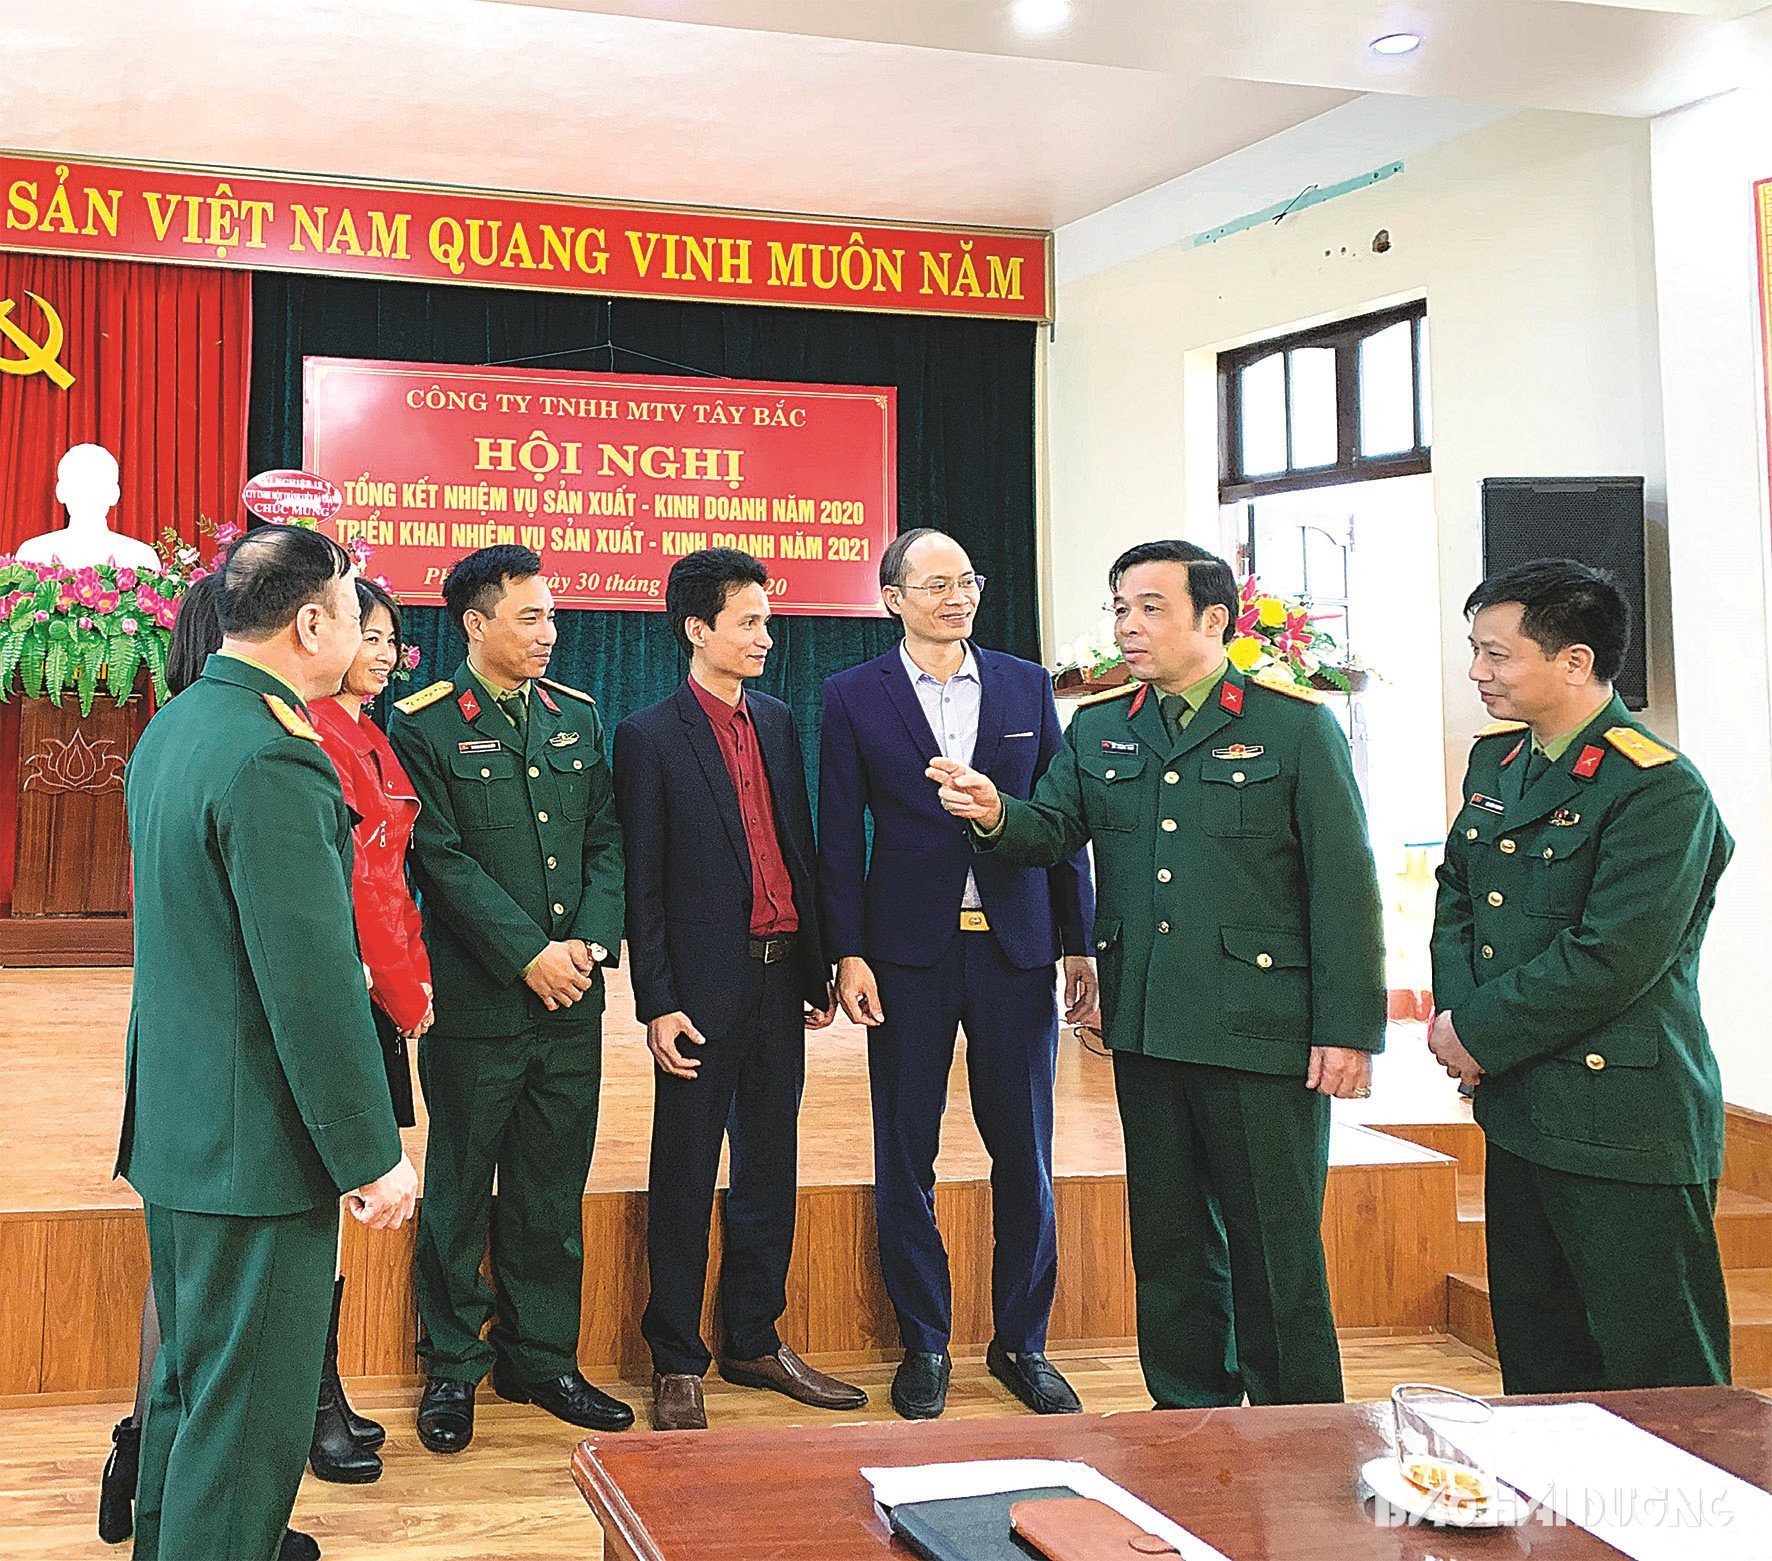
[1,151,1051,322]
[303,359,896,617]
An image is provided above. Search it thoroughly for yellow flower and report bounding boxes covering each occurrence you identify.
[1227,636,1265,671]
[1257,597,1286,628]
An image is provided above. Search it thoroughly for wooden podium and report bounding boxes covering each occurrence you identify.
[0,692,146,965]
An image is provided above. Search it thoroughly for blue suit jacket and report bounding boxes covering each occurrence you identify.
[818,646,1093,971]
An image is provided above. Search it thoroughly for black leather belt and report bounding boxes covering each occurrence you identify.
[748,933,797,964]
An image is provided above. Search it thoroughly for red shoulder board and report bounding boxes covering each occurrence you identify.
[534,684,560,715]
[457,689,481,722]
[1219,680,1244,716]
[1128,682,1150,716]
[1501,739,1524,767]
[1573,744,1605,780]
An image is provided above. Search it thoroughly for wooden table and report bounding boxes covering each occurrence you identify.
[572,1386,1772,1560]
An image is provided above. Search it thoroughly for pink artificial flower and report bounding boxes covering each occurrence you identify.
[78,616,94,630]
[33,610,49,623]
[213,522,243,545]
[97,590,120,613]
[402,644,422,671]
[115,568,138,591]
[118,617,140,635]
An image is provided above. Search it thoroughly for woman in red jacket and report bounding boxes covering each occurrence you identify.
[307,576,434,1481]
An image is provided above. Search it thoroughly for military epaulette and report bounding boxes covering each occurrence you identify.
[1476,720,1530,738]
[1249,674,1324,704]
[394,679,454,715]
[538,676,597,706]
[1077,682,1138,708]
[263,693,321,744]
[1604,725,1678,769]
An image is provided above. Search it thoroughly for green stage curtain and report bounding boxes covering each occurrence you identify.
[247,276,1039,793]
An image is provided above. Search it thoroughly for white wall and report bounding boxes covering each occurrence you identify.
[1650,90,1772,1114]
[1044,110,1676,829]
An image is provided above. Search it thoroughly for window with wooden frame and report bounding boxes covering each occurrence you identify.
[1218,301,1430,501]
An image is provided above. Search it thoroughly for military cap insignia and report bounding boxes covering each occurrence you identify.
[1213,744,1265,760]
[547,731,581,748]
[1248,676,1321,704]
[1604,726,1677,768]
[456,689,481,722]
[539,676,597,706]
[1078,682,1137,708]
[1477,719,1530,737]
[394,679,453,715]
[1219,680,1246,714]
[262,693,321,744]
[1572,744,1606,779]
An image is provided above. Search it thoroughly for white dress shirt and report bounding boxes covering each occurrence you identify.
[900,641,984,910]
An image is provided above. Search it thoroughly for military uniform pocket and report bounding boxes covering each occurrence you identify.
[1525,829,1595,919]
[545,743,595,820]
[1530,1028,1662,1149]
[1200,756,1285,836]
[1077,752,1145,833]
[447,748,522,830]
[1221,925,1311,1039]
[1092,916,1125,1026]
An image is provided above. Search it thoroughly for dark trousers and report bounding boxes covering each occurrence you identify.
[643,955,805,1375]
[1484,1141,1731,1394]
[1112,1050,1342,1409]
[870,932,1060,1354]
[415,1022,603,1384]
[134,1199,336,1561]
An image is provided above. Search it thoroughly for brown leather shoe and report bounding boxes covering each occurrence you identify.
[650,1372,708,1431]
[717,1345,868,1410]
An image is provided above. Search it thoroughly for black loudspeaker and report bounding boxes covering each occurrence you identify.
[1480,477,1647,711]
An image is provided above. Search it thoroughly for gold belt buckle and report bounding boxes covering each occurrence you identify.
[959,909,990,933]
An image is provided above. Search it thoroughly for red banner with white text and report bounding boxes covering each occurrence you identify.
[303,358,895,617]
[2,150,1051,322]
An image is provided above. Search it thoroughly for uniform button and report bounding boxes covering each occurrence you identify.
[1157,868,1172,883]
[1543,847,1555,860]
[547,856,558,870]
[1096,939,1109,951]
[1487,891,1504,907]
[1104,768,1116,780]
[552,902,565,915]
[1164,771,1179,784]
[573,759,583,770]
[1161,819,1177,832]
[1499,838,1517,854]
[480,767,491,779]
[528,765,540,777]
[1157,921,1171,934]
[1585,1053,1606,1072]
[1481,944,1494,959]
[1256,953,1274,969]
[537,810,549,823]
[1465,828,1478,840]
[1232,771,1246,784]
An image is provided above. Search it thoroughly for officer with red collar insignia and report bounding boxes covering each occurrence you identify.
[929,540,1385,1410]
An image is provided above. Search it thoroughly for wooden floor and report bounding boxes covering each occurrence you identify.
[0,1336,1501,1561]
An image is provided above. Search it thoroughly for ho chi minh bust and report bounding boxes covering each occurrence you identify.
[15,444,161,572]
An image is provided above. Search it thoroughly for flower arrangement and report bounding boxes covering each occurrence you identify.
[0,519,241,713]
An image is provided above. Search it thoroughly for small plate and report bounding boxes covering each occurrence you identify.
[1359,1457,1536,1529]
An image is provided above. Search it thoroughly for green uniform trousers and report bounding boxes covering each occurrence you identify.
[1112,1051,1342,1408]
[133,1200,336,1561]
[416,1024,602,1383]
[1484,1142,1730,1394]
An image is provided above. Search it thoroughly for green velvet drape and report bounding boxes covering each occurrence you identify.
[247,275,1039,795]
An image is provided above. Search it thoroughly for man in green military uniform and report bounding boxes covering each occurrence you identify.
[121,523,416,1561]
[930,540,1384,1408]
[1430,558,1734,1394]
[390,545,632,1450]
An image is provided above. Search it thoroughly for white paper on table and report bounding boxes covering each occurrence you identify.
[1449,1403,1772,1560]
[860,1458,1231,1561]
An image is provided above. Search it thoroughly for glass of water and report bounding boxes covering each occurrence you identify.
[1391,1383,1496,1511]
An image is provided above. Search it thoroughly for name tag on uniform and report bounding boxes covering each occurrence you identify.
[1548,808,1582,827]
[548,731,581,748]
[1213,744,1265,760]
[1468,792,1506,814]
[458,739,502,753]
[1100,739,1139,754]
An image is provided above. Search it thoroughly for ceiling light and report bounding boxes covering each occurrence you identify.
[1370,32,1422,56]
[1011,0,1072,38]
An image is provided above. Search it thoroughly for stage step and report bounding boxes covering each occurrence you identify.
[1445,1268,1772,1388]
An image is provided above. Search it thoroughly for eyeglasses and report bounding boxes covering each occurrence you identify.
[894,574,987,597]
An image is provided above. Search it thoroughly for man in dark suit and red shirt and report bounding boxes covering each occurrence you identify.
[614,548,869,1431]
[819,529,1096,1420]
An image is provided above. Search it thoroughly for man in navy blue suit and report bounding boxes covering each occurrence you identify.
[819,529,1096,1420]
[614,548,868,1431]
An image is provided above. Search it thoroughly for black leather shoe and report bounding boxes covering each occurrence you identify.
[986,1339,1083,1414]
[416,1376,476,1454]
[97,1415,140,1543]
[327,1278,386,1450]
[279,1531,321,1561]
[493,1369,635,1431]
[891,1350,951,1420]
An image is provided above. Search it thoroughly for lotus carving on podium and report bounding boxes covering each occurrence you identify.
[21,727,126,794]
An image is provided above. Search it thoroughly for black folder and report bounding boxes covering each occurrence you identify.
[887,1485,1077,1561]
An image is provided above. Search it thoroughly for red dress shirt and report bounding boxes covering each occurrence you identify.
[687,676,798,936]
[310,697,433,1032]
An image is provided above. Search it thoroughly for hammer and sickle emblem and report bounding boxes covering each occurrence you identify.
[0,291,76,390]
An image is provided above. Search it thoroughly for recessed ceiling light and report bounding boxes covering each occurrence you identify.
[1370,32,1423,56]
[1011,0,1072,38]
